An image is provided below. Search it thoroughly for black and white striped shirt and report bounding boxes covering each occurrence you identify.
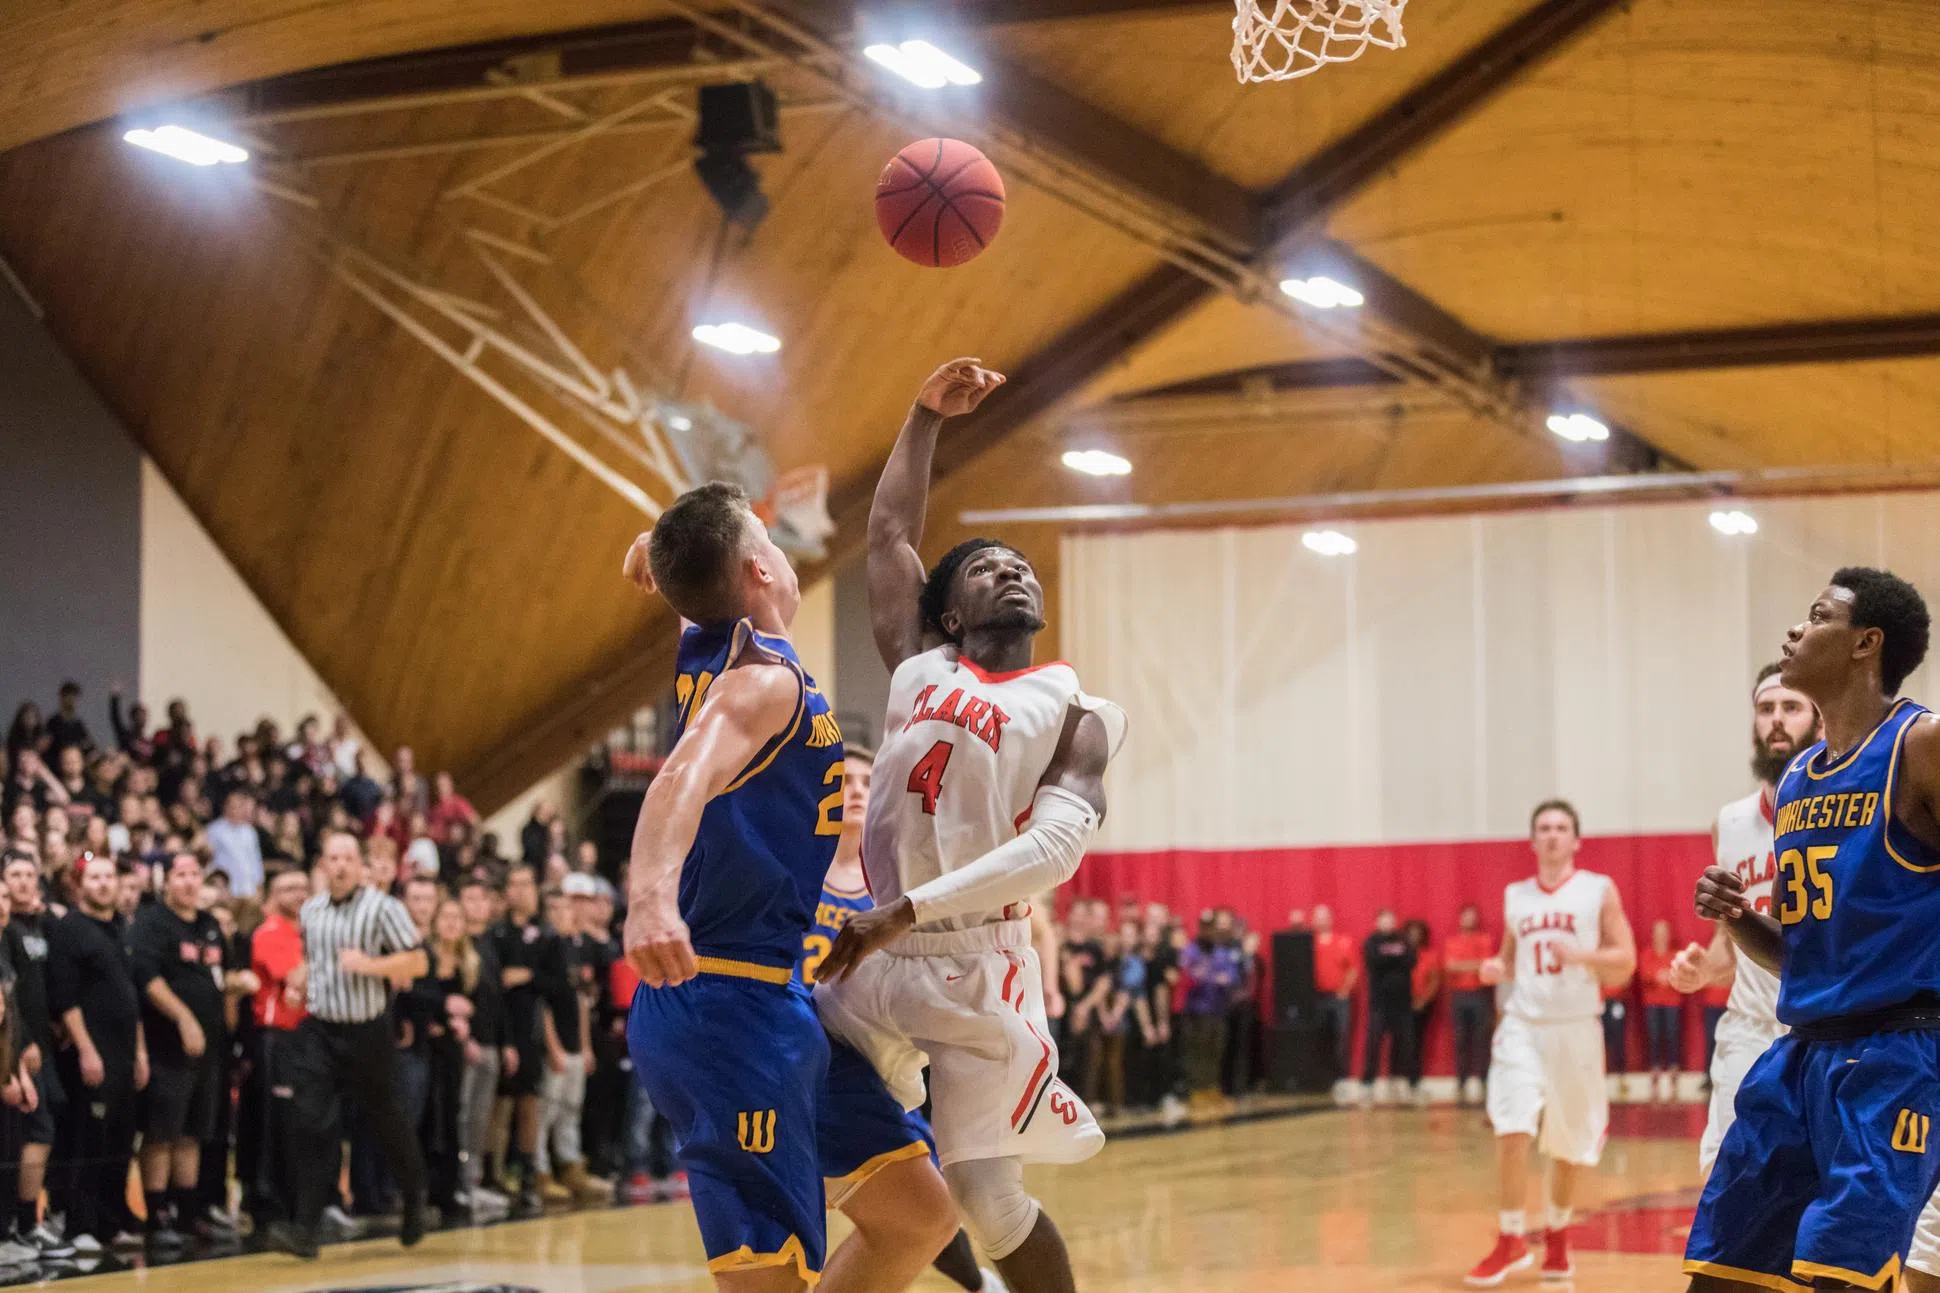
[299,886,421,1024]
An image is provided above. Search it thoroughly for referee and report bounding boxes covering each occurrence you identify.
[272,830,429,1259]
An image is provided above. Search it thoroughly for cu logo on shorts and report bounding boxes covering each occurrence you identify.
[737,1109,777,1154]
[1047,1090,1079,1127]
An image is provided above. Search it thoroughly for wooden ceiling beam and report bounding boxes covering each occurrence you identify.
[1125,313,1940,398]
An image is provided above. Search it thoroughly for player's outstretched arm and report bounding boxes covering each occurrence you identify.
[867,358,1007,670]
[623,663,801,988]
[818,707,1108,983]
[1694,866,1784,976]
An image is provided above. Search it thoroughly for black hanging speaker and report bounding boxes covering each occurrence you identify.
[695,81,782,155]
[1272,930,1317,1023]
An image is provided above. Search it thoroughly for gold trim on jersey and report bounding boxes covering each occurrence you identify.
[1793,1254,1900,1290]
[823,1140,932,1208]
[1680,1260,1810,1290]
[695,956,792,985]
[1805,698,1913,780]
[707,1234,821,1285]
[1882,714,1940,873]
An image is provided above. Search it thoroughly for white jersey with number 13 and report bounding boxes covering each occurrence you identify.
[1503,870,1613,1022]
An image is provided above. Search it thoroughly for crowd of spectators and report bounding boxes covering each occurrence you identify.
[0,681,670,1270]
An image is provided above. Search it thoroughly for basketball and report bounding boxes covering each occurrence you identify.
[874,137,1006,269]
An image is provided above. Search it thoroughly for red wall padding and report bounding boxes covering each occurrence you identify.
[1066,834,1720,1077]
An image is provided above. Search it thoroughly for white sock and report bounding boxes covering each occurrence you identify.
[1499,1210,1526,1237]
[1547,1205,1572,1233]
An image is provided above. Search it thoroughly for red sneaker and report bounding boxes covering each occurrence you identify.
[1540,1229,1573,1282]
[1465,1234,1534,1287]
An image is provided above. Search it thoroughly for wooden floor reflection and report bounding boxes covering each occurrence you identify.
[59,1105,1700,1293]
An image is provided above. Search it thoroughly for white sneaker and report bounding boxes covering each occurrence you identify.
[0,1239,37,1266]
[1159,1094,1186,1126]
[67,1233,102,1256]
[1463,1077,1485,1105]
[1372,1078,1392,1106]
[979,1268,1010,1293]
[20,1223,76,1258]
[1414,1084,1432,1109]
[321,1205,363,1239]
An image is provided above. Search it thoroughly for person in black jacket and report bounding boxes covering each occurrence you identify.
[126,853,234,1249]
[49,854,145,1251]
[2,851,67,1257]
[1359,908,1418,1106]
[487,864,563,1215]
[411,897,480,1214]
[455,877,508,1214]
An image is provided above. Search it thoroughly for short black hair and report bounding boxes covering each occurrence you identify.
[1530,798,1581,836]
[919,537,1028,640]
[1831,566,1931,695]
[650,482,755,624]
[58,681,79,696]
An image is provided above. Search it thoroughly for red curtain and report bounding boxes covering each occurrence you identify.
[1066,834,1719,1076]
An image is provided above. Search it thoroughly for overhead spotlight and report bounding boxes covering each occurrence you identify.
[694,81,781,228]
[1279,276,1364,309]
[1302,529,1357,556]
[666,414,694,432]
[1061,449,1131,477]
[123,125,249,167]
[693,323,781,356]
[863,39,983,88]
[1709,510,1759,537]
[1546,411,1610,443]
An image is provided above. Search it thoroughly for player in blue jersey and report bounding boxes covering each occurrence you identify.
[619,482,958,1293]
[1686,567,1940,1292]
[796,745,1008,1293]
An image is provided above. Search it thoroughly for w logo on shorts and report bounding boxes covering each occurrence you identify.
[737,1109,777,1154]
[1892,1108,1930,1154]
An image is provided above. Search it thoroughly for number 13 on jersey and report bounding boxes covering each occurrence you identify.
[907,740,954,815]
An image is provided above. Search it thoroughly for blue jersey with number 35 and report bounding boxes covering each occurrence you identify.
[1771,697,1940,1026]
[672,619,846,971]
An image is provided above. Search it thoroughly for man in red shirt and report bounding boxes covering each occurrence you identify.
[1445,904,1496,1105]
[244,866,309,1232]
[1311,905,1359,1095]
[426,772,479,845]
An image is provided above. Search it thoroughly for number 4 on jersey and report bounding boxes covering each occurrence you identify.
[907,740,954,815]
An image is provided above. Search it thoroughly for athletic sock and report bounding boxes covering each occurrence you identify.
[172,1189,195,1226]
[1546,1204,1572,1233]
[144,1189,171,1230]
[1498,1209,1526,1237]
[930,1228,984,1292]
[13,1198,35,1236]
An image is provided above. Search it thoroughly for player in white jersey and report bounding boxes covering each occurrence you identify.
[1667,664,1819,1173]
[1465,800,1637,1289]
[815,358,1127,1293]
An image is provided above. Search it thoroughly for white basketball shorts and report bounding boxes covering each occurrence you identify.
[1486,1012,1608,1167]
[814,918,1104,1169]
[1699,1010,1785,1176]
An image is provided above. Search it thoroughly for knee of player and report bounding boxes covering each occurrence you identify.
[845,1158,959,1254]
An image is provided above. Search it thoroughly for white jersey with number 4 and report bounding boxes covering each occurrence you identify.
[1714,788,1781,1026]
[1503,870,1612,1022]
[862,646,1128,932]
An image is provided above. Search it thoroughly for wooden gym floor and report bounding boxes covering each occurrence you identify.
[54,1104,1702,1292]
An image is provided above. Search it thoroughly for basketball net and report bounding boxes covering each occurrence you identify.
[757,465,835,561]
[1231,0,1407,83]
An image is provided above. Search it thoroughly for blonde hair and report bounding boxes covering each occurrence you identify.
[430,899,480,995]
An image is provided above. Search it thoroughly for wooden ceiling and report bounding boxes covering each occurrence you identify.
[3,0,1938,808]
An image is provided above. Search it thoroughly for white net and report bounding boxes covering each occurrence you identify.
[1232,0,1407,83]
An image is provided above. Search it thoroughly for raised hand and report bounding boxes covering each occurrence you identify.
[916,358,1006,418]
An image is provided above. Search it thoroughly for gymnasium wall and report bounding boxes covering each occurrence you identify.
[1061,493,1940,1072]
[0,262,143,735]
[1063,492,1940,853]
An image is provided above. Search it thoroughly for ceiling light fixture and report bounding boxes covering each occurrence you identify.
[692,322,781,356]
[1709,509,1758,536]
[1546,411,1610,443]
[1302,529,1357,556]
[1279,276,1365,309]
[1061,449,1131,477]
[122,125,249,167]
[863,40,983,88]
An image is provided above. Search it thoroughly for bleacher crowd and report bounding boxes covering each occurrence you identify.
[0,682,671,1269]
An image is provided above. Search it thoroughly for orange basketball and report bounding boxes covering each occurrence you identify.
[875,138,1005,269]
